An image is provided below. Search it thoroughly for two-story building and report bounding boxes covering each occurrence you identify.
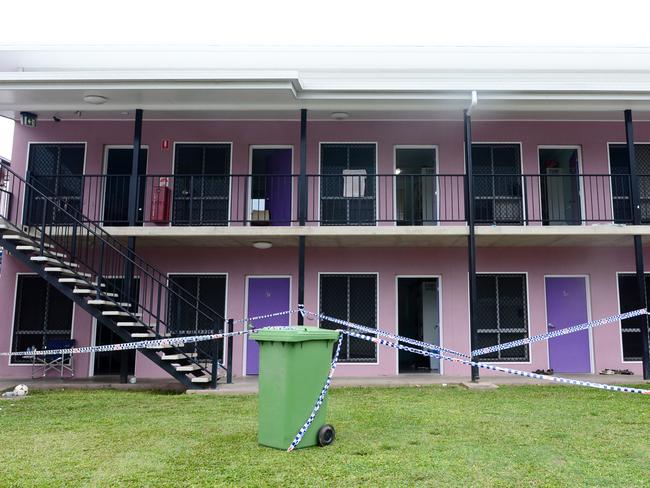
[1,46,649,387]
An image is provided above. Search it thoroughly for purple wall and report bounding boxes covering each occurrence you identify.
[1,119,649,379]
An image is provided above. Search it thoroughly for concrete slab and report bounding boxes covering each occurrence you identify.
[461,382,499,390]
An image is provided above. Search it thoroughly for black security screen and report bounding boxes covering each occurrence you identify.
[472,144,523,224]
[168,274,227,361]
[474,274,529,361]
[11,275,73,363]
[26,144,84,225]
[320,274,377,362]
[609,144,650,223]
[320,144,376,225]
[617,274,647,361]
[173,144,231,225]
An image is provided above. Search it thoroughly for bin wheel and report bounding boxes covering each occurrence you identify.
[317,424,335,447]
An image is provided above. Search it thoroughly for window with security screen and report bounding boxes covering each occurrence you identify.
[11,275,73,364]
[617,274,648,362]
[167,274,227,361]
[319,274,377,362]
[609,144,650,224]
[474,274,529,361]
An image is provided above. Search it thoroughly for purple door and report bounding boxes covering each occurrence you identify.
[264,149,292,226]
[246,277,291,375]
[545,277,591,373]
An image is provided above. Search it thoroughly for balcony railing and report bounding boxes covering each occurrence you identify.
[19,172,645,227]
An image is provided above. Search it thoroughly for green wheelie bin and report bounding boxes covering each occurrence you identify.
[252,326,340,450]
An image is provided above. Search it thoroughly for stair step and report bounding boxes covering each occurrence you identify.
[116,321,147,328]
[161,353,198,360]
[146,344,176,350]
[30,256,79,268]
[2,234,54,248]
[191,375,212,383]
[59,277,104,287]
[102,310,140,317]
[176,363,203,372]
[87,299,132,308]
[15,245,68,258]
[73,288,117,297]
[131,332,156,338]
[44,267,91,278]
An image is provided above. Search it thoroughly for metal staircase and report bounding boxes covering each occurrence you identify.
[0,161,231,389]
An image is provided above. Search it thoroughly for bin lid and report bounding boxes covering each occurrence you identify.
[251,326,340,343]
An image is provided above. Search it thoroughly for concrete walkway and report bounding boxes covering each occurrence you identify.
[1,373,647,396]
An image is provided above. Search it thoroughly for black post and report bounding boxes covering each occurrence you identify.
[226,318,234,384]
[121,108,143,384]
[624,109,650,379]
[464,110,480,382]
[211,318,221,389]
[297,109,307,325]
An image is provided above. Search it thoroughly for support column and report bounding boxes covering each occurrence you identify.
[121,108,143,383]
[297,109,307,325]
[464,109,480,382]
[624,109,650,379]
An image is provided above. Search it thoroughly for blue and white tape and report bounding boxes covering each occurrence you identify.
[0,329,251,358]
[471,308,647,357]
[287,331,344,452]
[301,308,470,359]
[343,329,650,395]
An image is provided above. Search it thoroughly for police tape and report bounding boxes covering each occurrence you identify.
[471,308,647,357]
[343,329,650,395]
[287,331,344,452]
[233,309,299,327]
[300,307,470,359]
[0,329,252,358]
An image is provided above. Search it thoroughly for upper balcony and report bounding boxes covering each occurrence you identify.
[17,170,650,247]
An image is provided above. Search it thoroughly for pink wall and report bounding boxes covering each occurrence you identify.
[2,118,650,380]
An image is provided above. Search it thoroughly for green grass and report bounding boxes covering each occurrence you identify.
[1,385,649,487]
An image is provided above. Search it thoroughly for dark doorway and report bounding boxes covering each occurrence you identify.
[93,277,138,376]
[398,277,440,373]
[103,147,147,226]
[250,148,293,226]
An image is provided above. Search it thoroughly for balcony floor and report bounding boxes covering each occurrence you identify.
[92,223,650,247]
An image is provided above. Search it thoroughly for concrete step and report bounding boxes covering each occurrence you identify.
[44,267,91,278]
[2,234,54,248]
[30,256,79,268]
[59,277,104,287]
[87,299,132,308]
[15,246,68,259]
[131,332,156,338]
[102,310,140,317]
[176,363,203,372]
[73,288,117,298]
[161,353,198,361]
[191,375,212,384]
[116,321,147,328]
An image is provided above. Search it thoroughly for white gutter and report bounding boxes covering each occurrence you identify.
[466,90,478,115]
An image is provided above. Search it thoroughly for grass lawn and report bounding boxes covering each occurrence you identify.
[1,385,649,487]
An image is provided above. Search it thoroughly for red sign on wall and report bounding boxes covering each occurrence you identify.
[162,139,170,150]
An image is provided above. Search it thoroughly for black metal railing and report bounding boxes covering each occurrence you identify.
[0,161,231,386]
[19,171,643,227]
[474,174,635,225]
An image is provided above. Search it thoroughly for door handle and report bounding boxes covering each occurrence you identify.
[548,323,556,329]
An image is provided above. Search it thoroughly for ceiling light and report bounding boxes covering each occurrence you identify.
[253,241,272,250]
[330,112,349,120]
[83,95,108,105]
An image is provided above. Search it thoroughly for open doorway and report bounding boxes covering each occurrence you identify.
[249,147,292,226]
[539,147,582,225]
[395,147,437,225]
[397,277,440,373]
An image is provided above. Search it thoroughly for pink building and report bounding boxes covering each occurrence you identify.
[1,46,649,388]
